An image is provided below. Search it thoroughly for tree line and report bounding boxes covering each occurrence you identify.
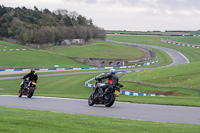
[0,5,105,45]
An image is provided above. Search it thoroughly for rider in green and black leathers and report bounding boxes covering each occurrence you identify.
[20,69,38,89]
[22,69,38,82]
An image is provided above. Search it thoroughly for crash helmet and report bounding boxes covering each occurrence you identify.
[31,69,35,73]
[109,69,116,74]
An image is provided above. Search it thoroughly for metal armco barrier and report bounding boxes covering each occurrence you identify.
[0,60,158,72]
[161,39,200,48]
[0,49,27,51]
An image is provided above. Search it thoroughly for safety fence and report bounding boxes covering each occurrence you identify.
[0,49,27,51]
[85,71,164,97]
[161,39,200,48]
[0,60,158,72]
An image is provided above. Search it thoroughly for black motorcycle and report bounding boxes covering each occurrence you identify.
[88,78,123,107]
[18,78,37,98]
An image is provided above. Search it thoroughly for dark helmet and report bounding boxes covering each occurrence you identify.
[31,69,35,73]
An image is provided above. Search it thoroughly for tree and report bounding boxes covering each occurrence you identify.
[10,17,23,38]
[43,8,51,14]
[0,5,106,45]
[77,15,84,25]
[63,16,73,26]
[54,9,68,16]
[34,6,39,11]
[0,5,7,17]
[88,18,93,25]
[52,26,62,44]
[34,26,55,44]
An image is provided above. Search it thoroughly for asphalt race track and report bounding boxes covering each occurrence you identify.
[1,41,199,125]
[0,95,200,125]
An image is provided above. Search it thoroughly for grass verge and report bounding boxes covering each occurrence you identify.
[0,40,31,49]
[0,106,200,133]
[45,41,144,60]
[107,35,200,62]
[0,50,89,69]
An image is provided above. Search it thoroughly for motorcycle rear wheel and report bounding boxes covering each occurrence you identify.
[104,93,115,107]
[27,88,35,98]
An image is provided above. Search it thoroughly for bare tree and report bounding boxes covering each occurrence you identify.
[53,9,68,16]
[10,17,23,38]
[34,26,55,44]
[68,11,79,20]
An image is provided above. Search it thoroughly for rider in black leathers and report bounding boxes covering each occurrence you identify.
[20,69,38,90]
[97,69,118,97]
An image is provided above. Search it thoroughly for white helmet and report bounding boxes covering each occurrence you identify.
[109,69,116,74]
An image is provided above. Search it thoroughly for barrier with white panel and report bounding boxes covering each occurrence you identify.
[0,60,158,72]
[85,71,165,97]
[161,39,200,49]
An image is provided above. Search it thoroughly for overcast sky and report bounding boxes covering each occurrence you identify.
[1,0,200,31]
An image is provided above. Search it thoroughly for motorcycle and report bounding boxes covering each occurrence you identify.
[18,78,37,98]
[88,78,123,107]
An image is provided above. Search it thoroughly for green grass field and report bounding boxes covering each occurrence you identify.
[0,71,200,107]
[106,31,157,35]
[190,30,200,35]
[45,41,144,60]
[119,61,200,99]
[104,35,200,106]
[1,106,200,133]
[106,30,200,36]
[106,30,188,35]
[107,35,200,62]
[0,40,30,49]
[1,35,200,131]
[0,73,97,99]
[0,50,89,69]
[0,40,145,69]
[167,36,200,45]
[121,61,200,90]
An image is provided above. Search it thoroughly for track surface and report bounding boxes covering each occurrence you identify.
[0,95,200,125]
[1,41,197,125]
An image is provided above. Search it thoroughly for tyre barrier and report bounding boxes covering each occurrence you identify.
[161,39,200,48]
[0,60,158,72]
[85,71,165,97]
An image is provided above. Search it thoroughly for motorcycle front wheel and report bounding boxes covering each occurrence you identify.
[88,94,95,106]
[104,93,115,107]
[18,89,22,98]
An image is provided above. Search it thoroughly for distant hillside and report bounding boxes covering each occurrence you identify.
[0,5,105,45]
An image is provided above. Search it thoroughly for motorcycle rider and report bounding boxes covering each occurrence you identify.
[96,69,118,97]
[20,69,38,90]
